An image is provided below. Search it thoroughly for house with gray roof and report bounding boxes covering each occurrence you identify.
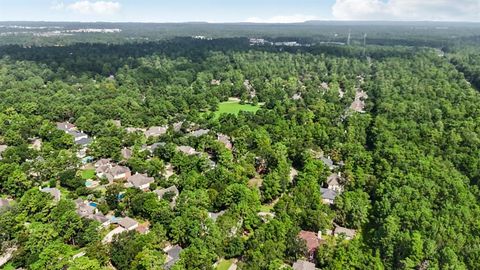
[190,129,210,137]
[75,198,97,218]
[40,187,61,202]
[144,126,168,138]
[121,147,133,160]
[208,210,226,222]
[326,172,343,192]
[217,134,232,150]
[177,145,199,156]
[331,225,357,240]
[127,173,155,190]
[321,156,336,171]
[164,245,182,269]
[154,186,179,207]
[56,122,76,132]
[293,260,316,270]
[118,217,138,231]
[320,188,338,205]
[0,145,7,160]
[96,164,131,183]
[90,213,111,227]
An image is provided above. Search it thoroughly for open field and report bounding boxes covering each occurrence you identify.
[81,169,96,180]
[214,100,261,118]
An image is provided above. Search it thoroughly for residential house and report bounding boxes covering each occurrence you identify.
[208,210,226,222]
[75,198,96,218]
[320,156,335,171]
[320,188,338,205]
[172,122,183,132]
[293,260,316,270]
[298,230,322,261]
[326,173,343,192]
[56,122,76,132]
[164,245,182,269]
[126,127,146,133]
[90,213,111,227]
[163,163,175,179]
[292,93,302,100]
[96,163,131,183]
[0,199,10,209]
[119,217,139,231]
[127,173,155,190]
[289,167,298,183]
[95,158,111,167]
[29,138,42,151]
[210,79,221,85]
[328,224,356,240]
[40,187,61,202]
[177,145,199,156]
[121,147,133,160]
[142,142,166,154]
[217,134,233,150]
[0,145,7,160]
[144,126,168,138]
[154,186,179,207]
[190,129,210,138]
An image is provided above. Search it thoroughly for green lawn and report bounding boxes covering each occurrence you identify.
[214,100,260,118]
[81,169,96,180]
[260,204,274,213]
[216,259,234,270]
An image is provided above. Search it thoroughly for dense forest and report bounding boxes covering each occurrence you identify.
[0,23,480,270]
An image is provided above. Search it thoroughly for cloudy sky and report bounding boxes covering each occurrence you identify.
[0,0,479,22]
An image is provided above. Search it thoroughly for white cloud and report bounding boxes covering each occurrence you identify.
[245,14,320,23]
[52,1,121,15]
[332,0,480,21]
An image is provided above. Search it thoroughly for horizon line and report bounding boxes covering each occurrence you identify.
[1,20,480,24]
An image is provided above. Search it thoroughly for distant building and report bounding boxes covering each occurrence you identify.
[292,93,302,100]
[320,188,338,205]
[164,245,183,269]
[298,230,322,261]
[0,198,10,209]
[75,198,96,218]
[293,259,316,270]
[121,147,133,160]
[118,217,139,231]
[144,126,168,138]
[208,210,226,222]
[328,224,357,240]
[56,122,76,132]
[0,145,7,160]
[320,156,335,171]
[326,173,343,192]
[96,163,131,183]
[190,129,210,138]
[40,187,61,202]
[177,145,199,156]
[217,134,233,150]
[127,173,155,190]
[154,186,179,207]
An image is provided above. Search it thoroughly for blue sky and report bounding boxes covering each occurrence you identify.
[0,0,478,22]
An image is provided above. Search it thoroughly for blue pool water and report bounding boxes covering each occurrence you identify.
[85,181,93,187]
[89,202,97,207]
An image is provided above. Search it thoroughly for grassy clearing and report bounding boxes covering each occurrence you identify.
[81,169,96,180]
[214,100,260,118]
[216,259,234,270]
[260,204,274,213]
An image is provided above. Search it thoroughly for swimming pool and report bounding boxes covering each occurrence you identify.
[89,202,97,207]
[85,180,94,187]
